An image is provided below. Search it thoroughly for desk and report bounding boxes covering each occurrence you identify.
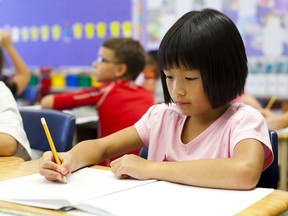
[0,156,24,166]
[0,160,287,216]
[277,129,288,191]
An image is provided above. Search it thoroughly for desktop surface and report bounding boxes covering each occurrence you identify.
[0,158,287,216]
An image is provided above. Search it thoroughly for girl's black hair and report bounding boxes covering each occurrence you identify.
[158,8,248,108]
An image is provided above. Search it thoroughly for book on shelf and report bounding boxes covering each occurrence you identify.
[0,167,274,216]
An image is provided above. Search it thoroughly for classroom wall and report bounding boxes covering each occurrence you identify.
[145,0,288,58]
[0,0,132,67]
[144,0,288,99]
[1,0,288,99]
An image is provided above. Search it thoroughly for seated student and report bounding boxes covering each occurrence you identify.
[39,9,273,190]
[261,109,288,130]
[0,29,31,97]
[40,37,155,166]
[232,93,263,109]
[136,49,164,103]
[233,93,288,130]
[0,81,31,160]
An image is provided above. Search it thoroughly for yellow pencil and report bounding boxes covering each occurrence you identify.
[41,117,67,183]
[265,96,277,110]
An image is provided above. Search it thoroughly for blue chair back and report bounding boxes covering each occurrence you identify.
[256,130,279,189]
[19,108,76,152]
[139,130,279,189]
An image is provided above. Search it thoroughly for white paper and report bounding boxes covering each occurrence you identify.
[74,181,273,216]
[0,168,274,216]
[0,168,155,210]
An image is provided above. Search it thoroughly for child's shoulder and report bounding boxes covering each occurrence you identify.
[229,103,264,119]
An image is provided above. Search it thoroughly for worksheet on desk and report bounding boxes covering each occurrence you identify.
[72,181,274,216]
[0,168,274,216]
[0,168,155,210]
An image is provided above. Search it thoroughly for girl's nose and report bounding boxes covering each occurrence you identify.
[171,80,185,96]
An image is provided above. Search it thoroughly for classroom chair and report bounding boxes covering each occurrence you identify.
[19,108,76,159]
[139,130,279,189]
[257,130,279,189]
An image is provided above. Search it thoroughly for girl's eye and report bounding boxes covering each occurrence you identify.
[185,77,197,81]
[165,75,173,80]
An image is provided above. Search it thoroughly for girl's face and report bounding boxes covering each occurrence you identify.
[92,47,122,82]
[164,68,212,116]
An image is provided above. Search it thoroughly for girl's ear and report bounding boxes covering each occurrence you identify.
[115,63,127,78]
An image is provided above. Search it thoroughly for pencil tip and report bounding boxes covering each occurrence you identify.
[63,176,67,184]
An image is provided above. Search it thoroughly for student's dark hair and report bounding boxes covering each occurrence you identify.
[102,38,146,81]
[147,50,158,62]
[158,8,248,108]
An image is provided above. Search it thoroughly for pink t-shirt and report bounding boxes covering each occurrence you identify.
[135,103,273,171]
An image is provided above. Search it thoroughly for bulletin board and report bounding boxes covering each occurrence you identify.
[0,0,132,67]
[144,0,288,99]
[145,0,288,58]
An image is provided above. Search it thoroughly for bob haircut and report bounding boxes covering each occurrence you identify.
[158,8,248,109]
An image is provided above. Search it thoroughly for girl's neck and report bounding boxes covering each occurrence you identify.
[190,103,230,125]
[181,104,230,143]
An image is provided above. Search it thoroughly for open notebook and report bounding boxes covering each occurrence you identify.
[0,168,274,216]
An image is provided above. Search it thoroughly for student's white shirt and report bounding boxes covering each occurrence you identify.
[0,81,31,160]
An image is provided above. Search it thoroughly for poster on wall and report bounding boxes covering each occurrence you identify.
[144,0,288,99]
[0,0,132,67]
[145,0,288,59]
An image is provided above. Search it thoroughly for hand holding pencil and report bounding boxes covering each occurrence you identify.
[41,117,67,183]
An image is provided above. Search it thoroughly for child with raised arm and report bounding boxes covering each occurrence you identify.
[39,9,273,190]
[0,29,31,97]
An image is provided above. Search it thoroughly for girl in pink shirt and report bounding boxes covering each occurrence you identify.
[39,9,273,190]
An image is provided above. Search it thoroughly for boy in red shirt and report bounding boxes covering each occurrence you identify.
[41,38,155,166]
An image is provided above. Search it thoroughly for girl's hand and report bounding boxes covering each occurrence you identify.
[39,151,73,182]
[110,154,153,180]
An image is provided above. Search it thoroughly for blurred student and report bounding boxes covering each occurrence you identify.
[0,81,31,160]
[234,94,288,130]
[136,50,164,103]
[232,93,263,109]
[39,9,272,190]
[40,38,155,165]
[0,29,30,97]
[261,109,288,130]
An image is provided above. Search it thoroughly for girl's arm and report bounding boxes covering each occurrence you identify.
[0,30,30,96]
[39,126,143,181]
[111,138,264,190]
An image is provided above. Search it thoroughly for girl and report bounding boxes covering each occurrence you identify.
[39,8,273,190]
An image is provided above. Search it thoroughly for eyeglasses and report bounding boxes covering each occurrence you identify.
[96,56,120,64]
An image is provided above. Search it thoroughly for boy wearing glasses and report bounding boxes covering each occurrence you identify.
[40,38,155,166]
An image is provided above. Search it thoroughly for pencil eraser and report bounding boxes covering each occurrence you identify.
[40,117,46,124]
